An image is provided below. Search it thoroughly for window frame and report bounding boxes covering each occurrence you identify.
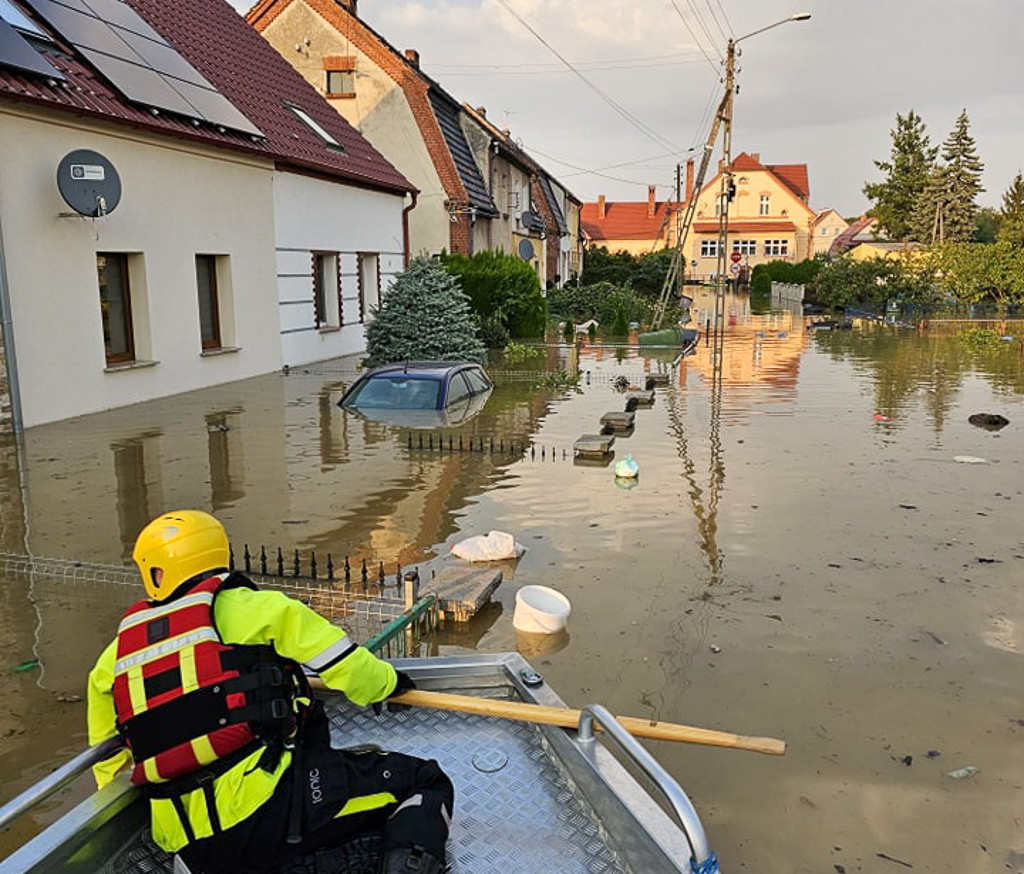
[195,254,222,351]
[759,194,771,216]
[313,251,341,330]
[97,252,135,365]
[325,69,355,97]
[357,252,380,324]
[732,239,756,256]
[700,239,718,258]
[764,239,790,257]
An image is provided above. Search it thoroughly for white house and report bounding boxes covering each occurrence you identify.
[0,0,413,431]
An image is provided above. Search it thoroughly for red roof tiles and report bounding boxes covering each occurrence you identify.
[580,201,673,242]
[0,0,411,194]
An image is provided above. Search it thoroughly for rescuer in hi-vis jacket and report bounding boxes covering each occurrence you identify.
[87,510,453,874]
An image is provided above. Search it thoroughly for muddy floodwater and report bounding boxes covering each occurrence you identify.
[2,290,1023,872]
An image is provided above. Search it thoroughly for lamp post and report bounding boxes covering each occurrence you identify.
[711,13,810,352]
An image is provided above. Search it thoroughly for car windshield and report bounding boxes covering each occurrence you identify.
[345,374,442,410]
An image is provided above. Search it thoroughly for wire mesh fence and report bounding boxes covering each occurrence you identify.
[0,552,438,657]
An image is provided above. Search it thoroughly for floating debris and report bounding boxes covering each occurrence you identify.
[945,765,979,779]
[12,659,39,673]
[967,413,1009,431]
[953,456,987,464]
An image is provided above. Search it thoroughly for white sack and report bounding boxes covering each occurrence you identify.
[451,530,526,562]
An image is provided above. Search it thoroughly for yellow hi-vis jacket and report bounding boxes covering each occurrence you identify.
[87,585,398,854]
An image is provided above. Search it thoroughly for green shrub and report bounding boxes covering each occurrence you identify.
[441,250,548,338]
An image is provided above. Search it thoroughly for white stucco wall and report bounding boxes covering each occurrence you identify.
[272,171,405,367]
[259,4,449,257]
[0,108,282,429]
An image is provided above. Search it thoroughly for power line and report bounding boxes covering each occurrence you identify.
[430,49,712,72]
[430,55,711,77]
[711,0,734,38]
[521,143,678,186]
[701,0,730,43]
[665,0,721,72]
[491,0,680,156]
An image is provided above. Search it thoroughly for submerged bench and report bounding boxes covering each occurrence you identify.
[573,433,615,458]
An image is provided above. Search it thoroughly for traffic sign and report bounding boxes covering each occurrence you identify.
[730,263,741,274]
[730,251,742,264]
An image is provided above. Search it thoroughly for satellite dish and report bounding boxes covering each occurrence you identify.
[518,239,535,261]
[56,149,122,217]
[559,236,571,254]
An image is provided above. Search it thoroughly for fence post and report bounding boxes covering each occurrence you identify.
[403,569,420,655]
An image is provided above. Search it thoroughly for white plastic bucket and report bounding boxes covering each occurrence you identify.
[513,585,571,634]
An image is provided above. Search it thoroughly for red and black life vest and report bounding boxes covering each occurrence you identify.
[112,573,304,786]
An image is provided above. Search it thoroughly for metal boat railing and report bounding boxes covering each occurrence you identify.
[577,704,717,873]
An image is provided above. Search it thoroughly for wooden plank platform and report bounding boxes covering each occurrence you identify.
[423,566,503,623]
[624,390,655,406]
[574,433,615,457]
[600,410,636,432]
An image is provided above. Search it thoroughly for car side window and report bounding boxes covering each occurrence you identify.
[464,368,491,394]
[446,373,472,405]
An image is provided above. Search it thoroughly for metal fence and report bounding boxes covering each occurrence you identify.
[0,552,438,657]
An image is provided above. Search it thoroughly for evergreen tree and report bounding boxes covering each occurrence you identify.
[998,171,1024,248]
[912,110,984,244]
[863,110,937,240]
[364,257,485,367]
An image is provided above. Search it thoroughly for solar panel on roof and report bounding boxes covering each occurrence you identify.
[78,46,194,114]
[0,14,63,78]
[22,0,261,136]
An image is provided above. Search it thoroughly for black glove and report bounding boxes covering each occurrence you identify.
[372,670,416,716]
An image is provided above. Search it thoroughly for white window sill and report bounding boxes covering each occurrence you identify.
[104,359,158,373]
[200,346,241,358]
[318,325,341,334]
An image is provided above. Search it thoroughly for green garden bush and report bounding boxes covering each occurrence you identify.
[441,250,548,339]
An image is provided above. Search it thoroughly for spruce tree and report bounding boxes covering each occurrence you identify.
[364,257,486,367]
[863,110,937,241]
[998,171,1024,248]
[912,109,984,244]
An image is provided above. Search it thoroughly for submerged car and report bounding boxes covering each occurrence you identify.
[338,361,493,428]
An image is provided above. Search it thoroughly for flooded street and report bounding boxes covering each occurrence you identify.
[2,290,1023,872]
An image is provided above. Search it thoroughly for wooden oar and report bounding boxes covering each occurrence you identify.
[311,680,785,755]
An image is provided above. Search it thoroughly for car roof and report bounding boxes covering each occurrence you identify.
[364,362,483,378]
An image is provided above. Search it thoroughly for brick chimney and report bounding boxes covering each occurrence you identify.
[597,195,606,220]
[647,185,656,218]
[751,152,760,163]
[685,159,694,199]
[476,106,487,117]
[404,49,420,68]
[337,0,357,15]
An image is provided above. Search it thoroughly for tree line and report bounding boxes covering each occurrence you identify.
[864,108,1023,247]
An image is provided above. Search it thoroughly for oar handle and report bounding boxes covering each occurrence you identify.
[390,688,786,756]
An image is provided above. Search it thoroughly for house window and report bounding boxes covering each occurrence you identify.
[733,240,756,256]
[286,102,344,151]
[764,239,789,257]
[358,253,380,323]
[313,252,340,329]
[326,69,354,96]
[97,253,134,364]
[821,226,829,235]
[700,239,718,258]
[759,195,771,216]
[196,255,222,350]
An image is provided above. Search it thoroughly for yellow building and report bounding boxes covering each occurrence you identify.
[687,152,816,280]
[812,208,849,256]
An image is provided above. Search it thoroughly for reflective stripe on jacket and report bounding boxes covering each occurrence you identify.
[88,578,398,853]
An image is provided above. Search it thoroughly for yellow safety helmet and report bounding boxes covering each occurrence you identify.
[133,510,230,601]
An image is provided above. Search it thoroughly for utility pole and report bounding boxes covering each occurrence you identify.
[711,39,737,378]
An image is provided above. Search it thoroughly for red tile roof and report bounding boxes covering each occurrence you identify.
[729,152,809,202]
[580,201,673,241]
[0,0,411,195]
[693,220,796,233]
[130,0,411,193]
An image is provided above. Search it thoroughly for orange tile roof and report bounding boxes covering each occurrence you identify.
[693,220,796,233]
[729,153,809,201]
[580,201,674,241]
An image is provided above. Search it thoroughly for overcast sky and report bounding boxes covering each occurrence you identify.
[231,0,1019,216]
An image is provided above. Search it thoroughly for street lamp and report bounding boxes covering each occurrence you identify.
[712,12,810,342]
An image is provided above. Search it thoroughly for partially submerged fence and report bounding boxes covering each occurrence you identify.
[0,551,438,658]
